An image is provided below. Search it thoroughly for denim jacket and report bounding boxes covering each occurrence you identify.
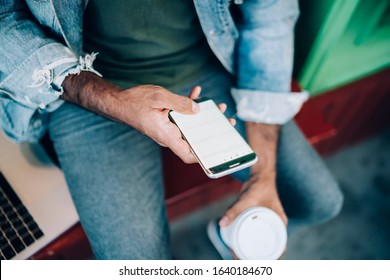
[0,0,308,142]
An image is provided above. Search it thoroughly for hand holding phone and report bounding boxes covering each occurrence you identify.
[169,97,258,179]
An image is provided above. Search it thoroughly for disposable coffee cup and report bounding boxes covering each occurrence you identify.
[220,207,287,260]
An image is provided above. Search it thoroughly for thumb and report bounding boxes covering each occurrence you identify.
[160,91,200,114]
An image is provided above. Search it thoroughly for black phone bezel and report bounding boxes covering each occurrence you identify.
[208,152,257,174]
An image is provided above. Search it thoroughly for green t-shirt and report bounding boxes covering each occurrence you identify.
[83,0,217,90]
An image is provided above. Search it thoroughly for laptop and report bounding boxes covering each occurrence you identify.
[0,131,79,260]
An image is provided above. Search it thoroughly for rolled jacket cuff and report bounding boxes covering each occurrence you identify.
[52,52,103,94]
[231,88,309,124]
[0,43,103,112]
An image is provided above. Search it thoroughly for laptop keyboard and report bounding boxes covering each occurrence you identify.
[0,172,44,260]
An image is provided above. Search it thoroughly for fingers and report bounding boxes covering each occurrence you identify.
[217,103,236,126]
[189,86,202,100]
[168,138,197,164]
[219,196,288,227]
[162,121,197,164]
[217,103,227,113]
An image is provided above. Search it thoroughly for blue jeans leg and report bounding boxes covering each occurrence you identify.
[48,103,171,259]
[276,121,344,230]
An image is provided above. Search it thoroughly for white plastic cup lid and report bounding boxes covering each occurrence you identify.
[221,207,287,260]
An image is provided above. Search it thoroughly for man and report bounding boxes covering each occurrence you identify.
[0,0,343,259]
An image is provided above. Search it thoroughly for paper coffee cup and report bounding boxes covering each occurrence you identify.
[220,207,287,260]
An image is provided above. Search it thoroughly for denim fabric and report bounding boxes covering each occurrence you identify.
[1,0,307,143]
[49,104,171,259]
[48,64,342,259]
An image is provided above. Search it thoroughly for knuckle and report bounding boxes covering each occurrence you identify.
[146,84,163,91]
[154,129,169,145]
[180,97,192,110]
[147,86,166,103]
[181,152,191,163]
[150,91,162,102]
[172,95,190,111]
[182,157,191,164]
[181,150,194,164]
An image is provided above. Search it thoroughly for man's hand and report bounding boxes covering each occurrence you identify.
[220,174,287,227]
[112,84,202,163]
[61,72,201,163]
[220,123,288,227]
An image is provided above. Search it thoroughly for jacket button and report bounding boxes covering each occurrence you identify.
[209,30,216,36]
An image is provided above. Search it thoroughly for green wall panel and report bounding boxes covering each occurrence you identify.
[296,0,390,95]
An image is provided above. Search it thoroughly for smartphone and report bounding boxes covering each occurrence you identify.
[169,97,258,179]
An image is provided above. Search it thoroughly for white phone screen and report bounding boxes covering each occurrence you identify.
[169,100,254,170]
